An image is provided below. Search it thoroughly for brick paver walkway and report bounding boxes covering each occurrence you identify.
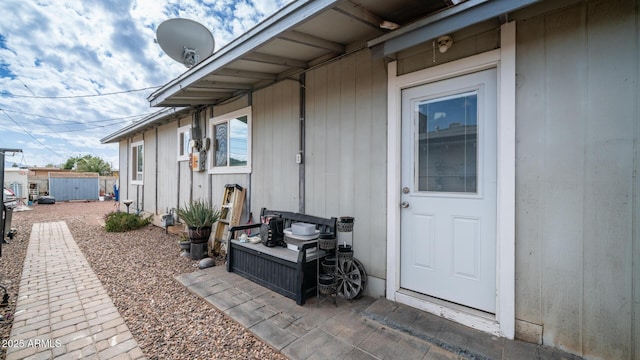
[6,221,146,360]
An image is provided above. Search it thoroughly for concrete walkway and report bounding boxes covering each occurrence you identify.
[6,222,146,360]
[176,267,583,360]
[6,221,583,359]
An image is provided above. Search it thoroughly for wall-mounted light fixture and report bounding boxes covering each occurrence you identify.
[380,20,399,30]
[437,35,453,53]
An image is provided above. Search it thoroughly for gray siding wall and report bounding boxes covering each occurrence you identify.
[208,98,251,214]
[305,49,387,281]
[111,2,639,357]
[193,82,301,225]
[156,121,179,214]
[396,19,500,76]
[251,80,300,214]
[392,1,638,357]
[513,0,638,358]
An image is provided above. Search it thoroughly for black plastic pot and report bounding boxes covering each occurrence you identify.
[338,244,352,252]
[319,274,335,285]
[188,226,211,244]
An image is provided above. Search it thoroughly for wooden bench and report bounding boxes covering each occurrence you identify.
[226,208,337,305]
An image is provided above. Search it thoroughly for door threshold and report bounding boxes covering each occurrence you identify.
[395,289,502,336]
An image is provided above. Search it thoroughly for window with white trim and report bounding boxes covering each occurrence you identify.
[131,141,144,184]
[177,125,191,161]
[208,106,252,174]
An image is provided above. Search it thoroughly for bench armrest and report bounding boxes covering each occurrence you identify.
[228,223,262,240]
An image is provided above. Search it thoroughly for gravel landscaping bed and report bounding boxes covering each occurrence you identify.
[1,201,286,360]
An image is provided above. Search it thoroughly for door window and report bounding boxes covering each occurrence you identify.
[415,91,478,193]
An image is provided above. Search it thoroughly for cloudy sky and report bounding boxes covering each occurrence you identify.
[0,0,291,169]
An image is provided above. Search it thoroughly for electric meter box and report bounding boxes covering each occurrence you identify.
[191,151,206,171]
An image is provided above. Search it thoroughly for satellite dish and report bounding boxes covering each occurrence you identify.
[156,18,215,68]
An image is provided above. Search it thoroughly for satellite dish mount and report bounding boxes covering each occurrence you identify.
[156,18,215,68]
[183,46,199,67]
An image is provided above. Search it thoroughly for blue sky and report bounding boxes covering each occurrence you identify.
[0,0,290,169]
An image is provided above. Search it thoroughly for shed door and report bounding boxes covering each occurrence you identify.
[400,69,497,313]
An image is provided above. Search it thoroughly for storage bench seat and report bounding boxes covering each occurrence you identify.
[226,208,337,305]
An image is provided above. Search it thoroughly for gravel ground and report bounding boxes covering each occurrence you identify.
[1,201,286,360]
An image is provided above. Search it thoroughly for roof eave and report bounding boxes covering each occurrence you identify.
[100,107,190,144]
[148,0,339,107]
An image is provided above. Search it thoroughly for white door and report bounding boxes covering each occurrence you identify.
[400,68,497,313]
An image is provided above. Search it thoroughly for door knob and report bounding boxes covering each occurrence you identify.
[401,201,409,208]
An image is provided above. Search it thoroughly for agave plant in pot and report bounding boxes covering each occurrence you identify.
[176,199,221,260]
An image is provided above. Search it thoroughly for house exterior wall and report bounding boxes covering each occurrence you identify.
[144,130,157,214]
[396,19,501,76]
[117,141,128,210]
[117,84,301,228]
[305,49,388,289]
[250,80,300,214]
[178,161,191,209]
[207,98,251,214]
[120,135,144,212]
[386,1,638,357]
[156,121,180,214]
[511,1,638,358]
[110,1,638,357]
[202,83,301,226]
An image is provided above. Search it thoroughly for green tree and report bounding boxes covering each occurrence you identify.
[63,155,112,175]
[63,157,78,170]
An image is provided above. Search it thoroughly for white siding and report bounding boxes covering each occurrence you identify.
[178,161,191,208]
[144,129,157,213]
[124,135,144,212]
[118,141,128,212]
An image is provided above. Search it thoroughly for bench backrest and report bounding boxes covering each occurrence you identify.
[260,208,337,234]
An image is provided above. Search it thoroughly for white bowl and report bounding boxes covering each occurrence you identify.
[291,222,316,236]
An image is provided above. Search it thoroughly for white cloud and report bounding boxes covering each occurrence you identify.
[0,0,290,168]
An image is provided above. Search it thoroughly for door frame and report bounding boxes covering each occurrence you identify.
[386,22,515,338]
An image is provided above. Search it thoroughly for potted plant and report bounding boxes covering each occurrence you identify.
[176,199,221,244]
[178,233,191,251]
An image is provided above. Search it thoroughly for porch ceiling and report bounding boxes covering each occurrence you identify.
[148,0,451,108]
[147,0,537,109]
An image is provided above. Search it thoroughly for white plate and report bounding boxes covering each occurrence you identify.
[284,228,320,240]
